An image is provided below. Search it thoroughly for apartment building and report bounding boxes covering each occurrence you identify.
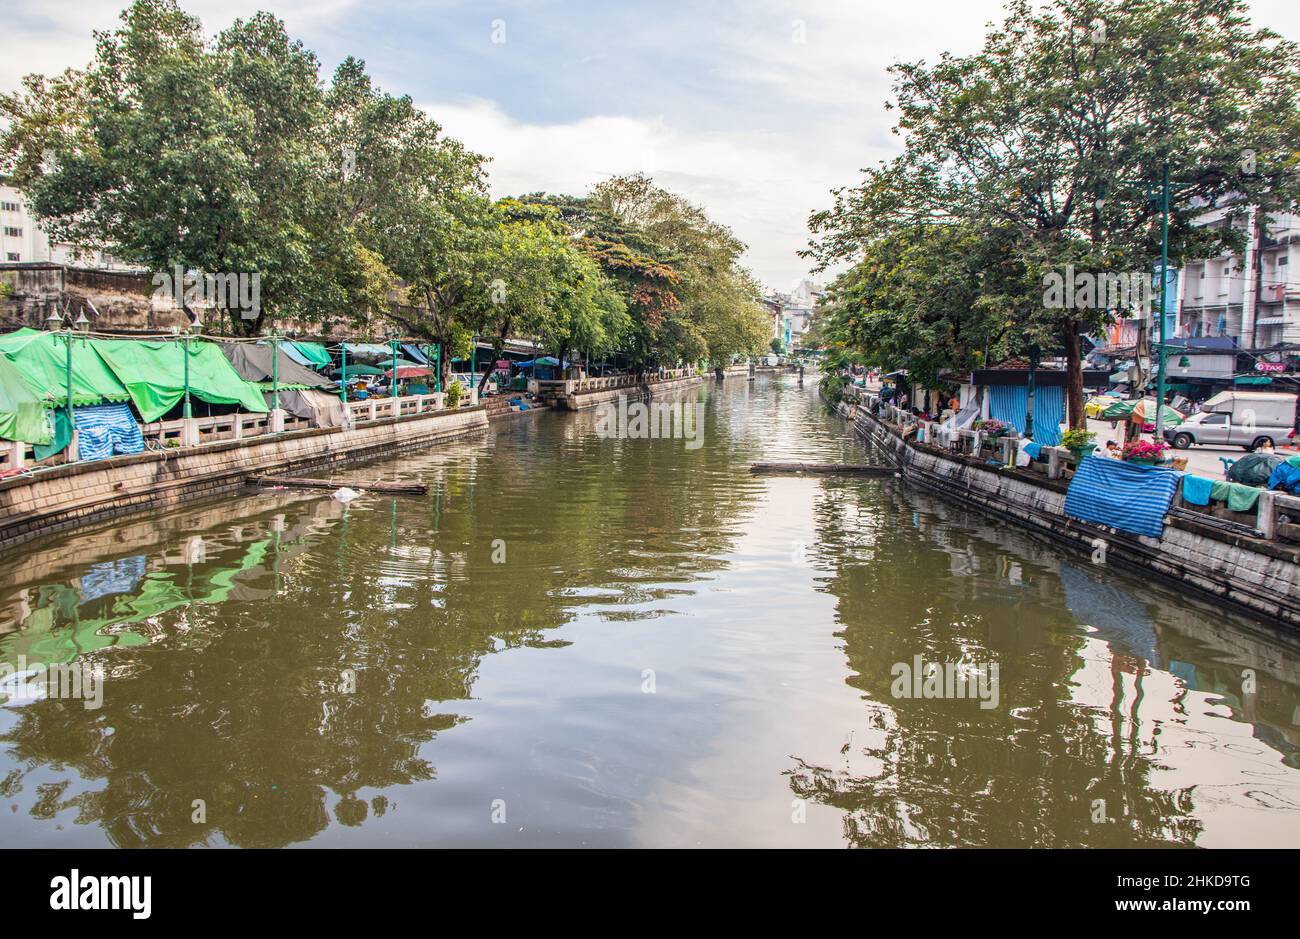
[0,182,138,270]
[1178,201,1300,348]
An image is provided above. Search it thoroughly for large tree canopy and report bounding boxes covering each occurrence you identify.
[2,1,768,375]
[807,0,1300,427]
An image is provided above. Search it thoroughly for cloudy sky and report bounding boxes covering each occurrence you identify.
[7,1,1300,291]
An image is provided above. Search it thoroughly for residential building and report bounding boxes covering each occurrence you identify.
[0,182,139,270]
[1177,201,1300,347]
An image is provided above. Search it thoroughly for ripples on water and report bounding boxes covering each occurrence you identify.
[0,375,1297,847]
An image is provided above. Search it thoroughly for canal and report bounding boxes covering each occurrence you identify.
[1,374,1298,847]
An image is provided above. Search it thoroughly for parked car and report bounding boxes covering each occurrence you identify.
[1165,390,1298,451]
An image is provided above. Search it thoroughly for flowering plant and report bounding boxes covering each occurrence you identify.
[977,418,1008,437]
[1060,429,1096,450]
[1122,439,1167,461]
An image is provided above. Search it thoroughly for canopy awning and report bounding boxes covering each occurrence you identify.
[0,327,131,408]
[220,342,335,391]
[0,354,52,444]
[90,338,269,421]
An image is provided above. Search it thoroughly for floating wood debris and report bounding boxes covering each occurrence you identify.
[748,462,894,476]
[248,474,428,494]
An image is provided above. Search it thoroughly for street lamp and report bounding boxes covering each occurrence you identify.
[182,315,203,420]
[1116,162,1198,443]
[269,328,281,411]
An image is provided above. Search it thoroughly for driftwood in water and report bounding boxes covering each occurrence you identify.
[749,462,894,476]
[248,474,428,494]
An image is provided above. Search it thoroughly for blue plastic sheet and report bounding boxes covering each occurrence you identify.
[74,402,145,462]
[1064,455,1183,538]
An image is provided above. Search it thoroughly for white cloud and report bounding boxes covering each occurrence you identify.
[428,97,872,291]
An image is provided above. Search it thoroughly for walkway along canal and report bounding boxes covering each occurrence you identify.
[0,374,1297,847]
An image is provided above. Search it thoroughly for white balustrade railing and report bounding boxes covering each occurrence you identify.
[0,388,478,476]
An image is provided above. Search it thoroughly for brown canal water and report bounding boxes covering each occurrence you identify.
[1,375,1298,848]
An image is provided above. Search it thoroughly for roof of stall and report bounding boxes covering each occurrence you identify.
[0,354,52,444]
[220,342,335,391]
[0,327,131,408]
[89,338,269,421]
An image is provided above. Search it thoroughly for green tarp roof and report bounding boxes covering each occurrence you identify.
[90,338,268,422]
[0,354,52,445]
[291,341,332,367]
[0,327,131,409]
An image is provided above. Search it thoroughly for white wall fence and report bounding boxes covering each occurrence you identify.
[1,387,478,474]
[528,368,695,397]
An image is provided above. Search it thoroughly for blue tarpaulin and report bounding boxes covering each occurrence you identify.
[402,343,430,365]
[1064,455,1183,538]
[74,403,145,462]
[987,383,1065,446]
[279,343,314,367]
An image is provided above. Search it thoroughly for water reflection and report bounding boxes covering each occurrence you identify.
[796,479,1300,847]
[0,376,1297,847]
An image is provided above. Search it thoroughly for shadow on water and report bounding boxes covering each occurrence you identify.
[0,374,1297,846]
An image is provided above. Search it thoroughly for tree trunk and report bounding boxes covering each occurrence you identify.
[1062,323,1085,430]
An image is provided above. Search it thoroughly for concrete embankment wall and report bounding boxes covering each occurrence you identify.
[842,403,1300,630]
[555,374,708,411]
[0,406,488,553]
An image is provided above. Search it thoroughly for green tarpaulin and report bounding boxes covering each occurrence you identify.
[291,341,332,367]
[0,354,52,445]
[90,338,268,422]
[0,328,131,409]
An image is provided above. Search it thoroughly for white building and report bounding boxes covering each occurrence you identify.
[1178,201,1300,348]
[0,182,138,270]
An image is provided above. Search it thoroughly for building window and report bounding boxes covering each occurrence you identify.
[5,253,18,262]
[2,227,21,238]
[0,201,19,213]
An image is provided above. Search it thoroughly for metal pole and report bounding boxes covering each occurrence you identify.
[182,334,192,419]
[341,342,348,403]
[1155,162,1169,443]
[391,337,399,398]
[271,333,280,411]
[63,330,75,440]
[435,342,442,393]
[1026,346,1037,438]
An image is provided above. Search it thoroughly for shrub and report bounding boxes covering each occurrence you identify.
[446,380,464,408]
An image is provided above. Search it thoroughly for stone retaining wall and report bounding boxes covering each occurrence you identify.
[554,374,707,410]
[0,406,489,553]
[844,403,1300,630]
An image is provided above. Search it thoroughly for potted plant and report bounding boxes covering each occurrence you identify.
[446,379,464,408]
[977,418,1008,438]
[1060,428,1096,461]
[1122,439,1168,464]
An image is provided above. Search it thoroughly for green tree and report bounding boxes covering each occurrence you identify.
[808,0,1300,427]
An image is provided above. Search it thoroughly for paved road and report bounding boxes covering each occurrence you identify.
[1081,417,1296,478]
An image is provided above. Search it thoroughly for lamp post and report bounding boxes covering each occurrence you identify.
[183,316,203,420]
[1118,162,1197,444]
[340,341,348,403]
[389,333,400,398]
[270,329,281,411]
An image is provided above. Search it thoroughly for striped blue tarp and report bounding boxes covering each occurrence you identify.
[402,343,430,365]
[1063,455,1183,538]
[74,402,145,462]
[987,383,1065,446]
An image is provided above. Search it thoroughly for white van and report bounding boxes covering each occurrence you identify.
[1166,390,1298,451]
